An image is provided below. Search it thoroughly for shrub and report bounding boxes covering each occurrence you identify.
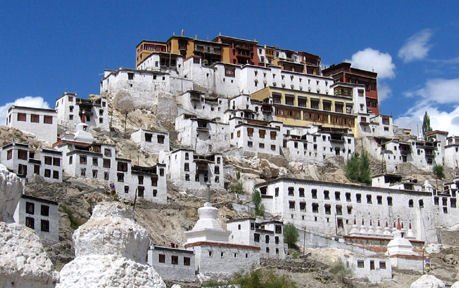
[284,223,299,250]
[252,190,265,217]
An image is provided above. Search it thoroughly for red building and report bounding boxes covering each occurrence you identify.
[214,35,259,65]
[322,63,379,115]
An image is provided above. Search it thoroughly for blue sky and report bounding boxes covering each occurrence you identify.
[1,1,459,134]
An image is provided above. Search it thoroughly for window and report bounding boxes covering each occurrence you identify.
[92,170,98,178]
[104,172,109,180]
[357,260,364,268]
[300,202,306,211]
[92,158,98,166]
[312,189,317,199]
[324,190,330,200]
[117,173,124,182]
[184,163,189,172]
[419,199,424,208]
[18,149,28,160]
[345,192,351,202]
[44,156,52,165]
[104,149,112,157]
[184,257,191,266]
[26,202,35,214]
[138,186,145,197]
[254,233,260,242]
[288,187,294,196]
[151,177,158,186]
[324,204,331,215]
[157,135,165,144]
[43,116,53,124]
[53,157,60,166]
[31,114,39,123]
[275,187,279,197]
[171,255,178,265]
[265,235,270,243]
[103,159,111,168]
[128,72,134,80]
[124,186,129,194]
[41,220,50,232]
[312,203,319,213]
[6,150,12,160]
[158,254,165,263]
[299,188,305,197]
[17,113,27,121]
[80,155,87,165]
[366,195,372,204]
[80,168,86,177]
[289,201,295,210]
[408,199,414,208]
[25,217,35,229]
[248,141,253,147]
[138,175,144,185]
[356,194,361,203]
[379,261,386,269]
[185,153,189,160]
[335,191,340,200]
[370,260,375,270]
[208,250,213,257]
[53,171,59,179]
[377,195,382,205]
[387,196,393,206]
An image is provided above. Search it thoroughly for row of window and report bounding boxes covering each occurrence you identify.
[25,217,50,232]
[356,259,387,270]
[15,113,53,124]
[26,202,50,216]
[157,254,191,265]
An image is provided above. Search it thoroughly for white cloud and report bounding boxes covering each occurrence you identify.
[409,78,459,104]
[396,77,459,136]
[347,48,396,79]
[0,96,50,125]
[378,83,392,102]
[395,105,459,136]
[398,29,433,63]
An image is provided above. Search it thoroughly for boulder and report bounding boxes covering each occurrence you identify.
[410,275,445,288]
[0,164,23,223]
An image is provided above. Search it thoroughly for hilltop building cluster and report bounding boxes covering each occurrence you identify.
[2,32,459,284]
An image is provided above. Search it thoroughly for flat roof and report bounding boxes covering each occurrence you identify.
[151,245,194,254]
[8,105,56,114]
[255,177,432,196]
[22,194,58,205]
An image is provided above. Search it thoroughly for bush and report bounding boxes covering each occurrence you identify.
[233,270,297,288]
[329,259,351,283]
[252,190,265,217]
[345,152,371,184]
[284,223,299,250]
[229,171,245,194]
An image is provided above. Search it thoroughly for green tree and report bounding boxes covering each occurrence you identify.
[422,111,432,140]
[283,223,299,250]
[345,152,371,184]
[252,190,265,216]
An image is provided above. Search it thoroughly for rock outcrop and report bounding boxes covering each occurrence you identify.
[451,281,459,288]
[0,164,58,288]
[0,164,23,223]
[410,275,445,288]
[57,202,166,288]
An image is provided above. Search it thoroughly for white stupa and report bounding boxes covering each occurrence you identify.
[185,202,231,245]
[386,219,417,256]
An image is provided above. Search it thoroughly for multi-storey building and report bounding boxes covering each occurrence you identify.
[323,62,379,115]
[250,86,355,132]
[175,114,230,154]
[444,136,459,170]
[14,195,59,242]
[1,143,62,183]
[131,129,170,154]
[256,177,444,243]
[159,149,224,191]
[5,106,57,144]
[177,90,228,121]
[55,92,109,131]
[227,218,287,259]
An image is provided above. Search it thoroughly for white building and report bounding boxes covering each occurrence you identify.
[283,126,355,163]
[100,68,193,109]
[177,90,228,121]
[128,164,167,204]
[55,92,109,131]
[1,143,63,183]
[5,105,57,144]
[159,149,224,191]
[184,203,260,278]
[256,177,438,243]
[175,114,230,154]
[344,254,392,284]
[14,195,59,242]
[386,221,424,272]
[131,129,170,154]
[229,118,283,156]
[444,136,459,170]
[227,218,287,259]
[147,245,196,282]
